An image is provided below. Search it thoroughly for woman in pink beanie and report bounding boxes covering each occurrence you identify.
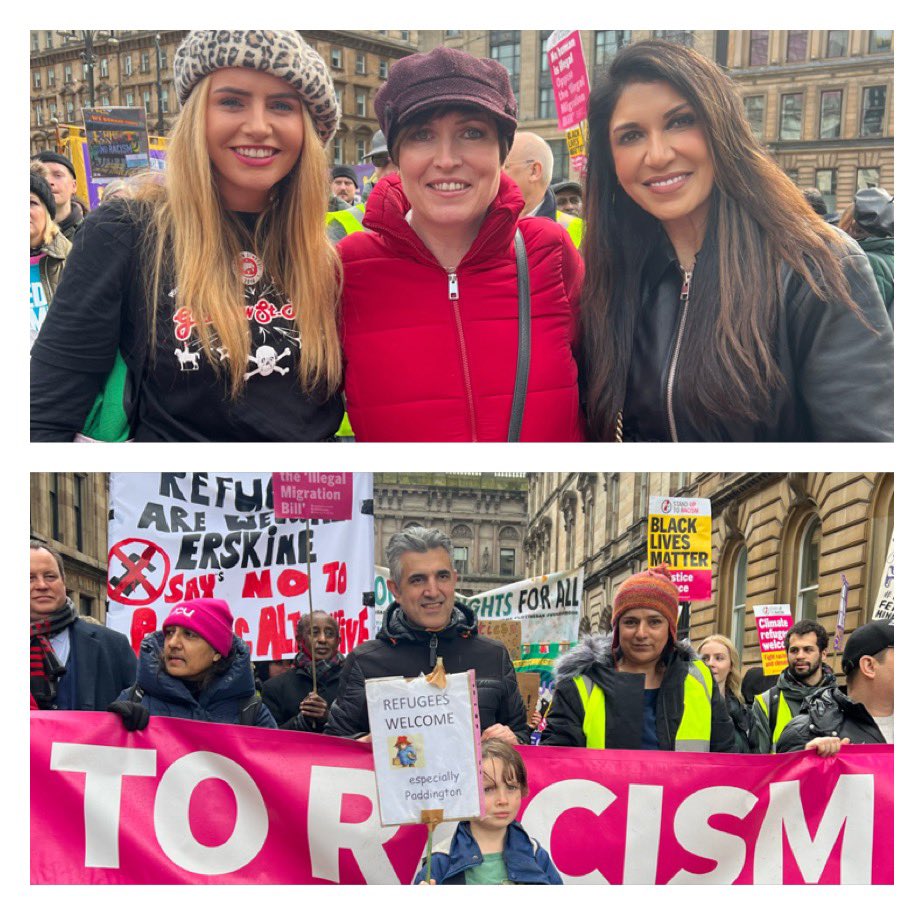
[540,565,735,752]
[108,598,276,730]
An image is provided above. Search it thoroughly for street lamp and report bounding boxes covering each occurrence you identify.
[154,33,164,135]
[57,30,119,108]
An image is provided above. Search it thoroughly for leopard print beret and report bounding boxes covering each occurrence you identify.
[174,30,341,146]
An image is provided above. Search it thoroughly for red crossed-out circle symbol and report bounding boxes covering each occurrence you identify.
[108,538,171,606]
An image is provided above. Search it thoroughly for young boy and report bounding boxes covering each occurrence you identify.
[414,738,562,885]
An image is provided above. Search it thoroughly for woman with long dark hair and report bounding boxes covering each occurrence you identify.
[31,30,343,442]
[581,39,892,442]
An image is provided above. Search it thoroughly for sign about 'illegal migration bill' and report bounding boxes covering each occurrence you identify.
[107,473,374,658]
[546,30,590,131]
[647,497,712,600]
[366,671,483,827]
[872,534,894,623]
[754,604,795,676]
[271,472,353,521]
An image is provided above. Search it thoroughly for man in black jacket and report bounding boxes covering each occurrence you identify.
[30,540,137,710]
[325,527,529,744]
[777,621,894,755]
[261,611,344,731]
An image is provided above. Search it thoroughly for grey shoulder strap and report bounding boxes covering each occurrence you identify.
[508,228,531,442]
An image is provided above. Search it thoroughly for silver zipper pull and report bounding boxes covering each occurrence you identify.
[680,269,692,301]
[448,272,459,300]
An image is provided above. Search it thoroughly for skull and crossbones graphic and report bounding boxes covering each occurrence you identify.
[246,345,291,379]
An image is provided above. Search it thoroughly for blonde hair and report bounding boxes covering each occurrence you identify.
[697,634,743,702]
[137,74,342,398]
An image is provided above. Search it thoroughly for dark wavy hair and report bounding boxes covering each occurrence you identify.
[581,40,862,440]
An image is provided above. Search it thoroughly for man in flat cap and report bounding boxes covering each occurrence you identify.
[777,621,894,755]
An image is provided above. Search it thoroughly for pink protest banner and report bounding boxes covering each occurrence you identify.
[546,30,590,131]
[755,604,795,676]
[32,712,892,885]
[272,472,354,521]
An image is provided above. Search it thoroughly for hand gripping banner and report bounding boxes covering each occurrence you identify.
[31,712,893,885]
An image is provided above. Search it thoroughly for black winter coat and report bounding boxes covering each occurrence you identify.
[540,634,736,752]
[325,601,530,742]
[260,658,343,731]
[619,228,893,442]
[776,685,888,752]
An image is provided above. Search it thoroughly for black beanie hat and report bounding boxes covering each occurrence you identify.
[30,170,56,220]
[32,150,77,179]
[330,165,359,187]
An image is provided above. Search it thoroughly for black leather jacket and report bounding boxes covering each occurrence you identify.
[621,229,893,442]
[776,685,888,752]
[324,601,530,742]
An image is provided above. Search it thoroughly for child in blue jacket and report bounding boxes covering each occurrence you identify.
[414,738,562,885]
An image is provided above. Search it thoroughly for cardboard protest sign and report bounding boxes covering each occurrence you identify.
[872,534,894,622]
[516,672,542,716]
[366,672,483,827]
[271,472,353,521]
[477,619,522,662]
[546,30,590,131]
[82,107,151,181]
[754,604,795,676]
[107,473,374,658]
[647,497,712,600]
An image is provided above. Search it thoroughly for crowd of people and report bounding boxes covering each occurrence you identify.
[29,29,893,443]
[31,524,894,882]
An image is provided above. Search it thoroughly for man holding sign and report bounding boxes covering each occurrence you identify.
[326,527,529,744]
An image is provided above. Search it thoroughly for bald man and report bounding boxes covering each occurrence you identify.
[503,132,583,250]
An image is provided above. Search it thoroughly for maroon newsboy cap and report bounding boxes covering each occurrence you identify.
[374,46,519,154]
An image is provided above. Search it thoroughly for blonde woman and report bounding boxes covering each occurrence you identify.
[31,30,343,442]
[30,165,71,348]
[697,634,750,752]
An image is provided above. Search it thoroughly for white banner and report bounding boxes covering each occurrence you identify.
[107,472,374,658]
[367,671,483,827]
[872,534,894,623]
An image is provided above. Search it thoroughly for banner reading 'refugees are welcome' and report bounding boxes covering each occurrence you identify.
[31,712,893,885]
[107,472,374,659]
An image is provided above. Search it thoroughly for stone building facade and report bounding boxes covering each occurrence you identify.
[30,472,110,621]
[374,473,528,595]
[525,472,893,673]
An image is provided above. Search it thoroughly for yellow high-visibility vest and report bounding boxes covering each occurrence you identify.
[556,210,584,250]
[573,659,714,751]
[754,687,794,752]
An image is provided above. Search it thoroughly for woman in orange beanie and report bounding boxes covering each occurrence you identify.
[541,565,735,751]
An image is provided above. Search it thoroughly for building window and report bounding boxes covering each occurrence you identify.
[79,594,95,617]
[48,101,57,119]
[143,90,151,114]
[99,91,109,107]
[64,64,73,83]
[826,30,848,58]
[45,30,53,49]
[47,67,55,87]
[355,53,366,75]
[869,31,892,53]
[33,103,43,126]
[124,54,133,76]
[816,169,837,214]
[857,167,880,191]
[819,89,842,139]
[786,30,808,62]
[401,31,410,41]
[66,99,75,120]
[330,48,343,70]
[31,32,39,51]
[124,91,134,107]
[779,92,803,141]
[731,546,748,657]
[33,70,42,89]
[356,135,367,160]
[500,548,516,578]
[490,31,520,95]
[446,31,462,39]
[796,517,821,621]
[158,48,168,70]
[335,85,343,109]
[860,85,887,137]
[100,57,109,78]
[49,473,61,541]
[356,90,367,118]
[743,96,765,141]
[160,87,169,114]
[140,51,150,74]
[670,472,689,492]
[74,474,86,552]
[453,546,468,575]
[539,86,556,119]
[594,30,630,66]
[379,59,388,79]
[605,474,620,540]
[749,30,769,66]
[550,139,568,182]
[633,473,649,521]
[332,135,343,164]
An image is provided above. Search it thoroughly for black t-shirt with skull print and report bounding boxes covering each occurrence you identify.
[31,200,344,442]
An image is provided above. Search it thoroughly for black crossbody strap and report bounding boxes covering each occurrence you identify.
[508,228,531,442]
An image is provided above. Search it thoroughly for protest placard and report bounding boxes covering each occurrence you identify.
[107,473,374,658]
[545,30,590,131]
[516,671,542,716]
[271,472,353,521]
[647,497,712,600]
[754,604,795,675]
[31,712,894,884]
[872,534,894,622]
[477,619,522,662]
[366,672,483,827]
[82,107,151,181]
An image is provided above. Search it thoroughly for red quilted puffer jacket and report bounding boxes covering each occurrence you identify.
[337,172,586,442]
